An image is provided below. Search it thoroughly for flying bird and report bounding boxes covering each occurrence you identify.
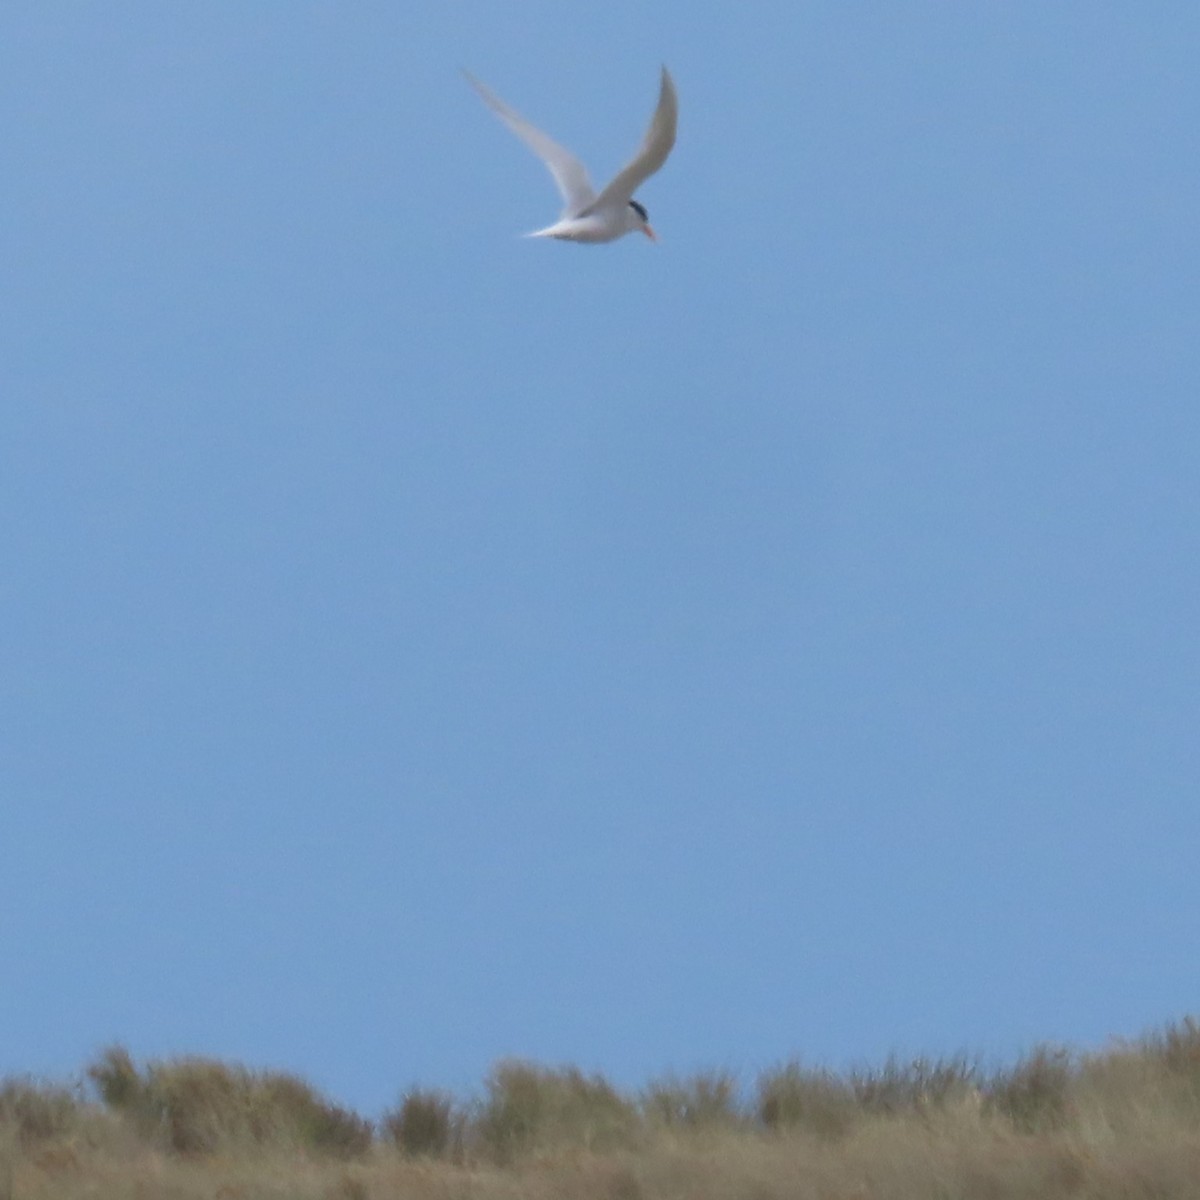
[464,66,677,244]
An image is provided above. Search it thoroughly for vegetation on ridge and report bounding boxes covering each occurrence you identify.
[2,1017,1200,1198]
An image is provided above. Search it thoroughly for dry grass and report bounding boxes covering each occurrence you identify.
[3,1019,1200,1199]
[381,1087,462,1159]
[86,1045,372,1157]
[475,1061,640,1161]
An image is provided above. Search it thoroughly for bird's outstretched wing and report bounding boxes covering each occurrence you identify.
[464,71,597,217]
[584,67,677,214]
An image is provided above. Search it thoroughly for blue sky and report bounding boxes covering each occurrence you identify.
[3,3,1198,1113]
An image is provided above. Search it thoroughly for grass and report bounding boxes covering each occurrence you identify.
[475,1061,639,1161]
[3,1019,1200,1198]
[381,1087,461,1159]
[85,1045,372,1156]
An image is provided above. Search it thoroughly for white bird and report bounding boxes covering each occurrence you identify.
[464,66,678,244]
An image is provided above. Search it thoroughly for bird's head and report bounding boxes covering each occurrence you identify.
[628,199,657,241]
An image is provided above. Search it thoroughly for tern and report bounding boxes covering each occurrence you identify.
[465,66,677,243]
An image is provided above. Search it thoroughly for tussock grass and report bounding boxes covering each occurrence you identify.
[476,1060,639,1160]
[757,1061,858,1137]
[0,1078,82,1148]
[381,1087,462,1158]
[851,1054,982,1116]
[642,1069,742,1131]
[3,1019,1200,1198]
[986,1045,1074,1132]
[85,1045,372,1157]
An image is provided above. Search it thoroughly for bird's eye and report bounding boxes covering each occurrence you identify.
[628,200,648,222]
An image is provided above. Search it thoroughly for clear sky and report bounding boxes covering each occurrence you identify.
[3,3,1198,1114]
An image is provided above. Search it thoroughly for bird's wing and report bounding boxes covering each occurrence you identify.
[584,67,677,213]
[464,71,597,217]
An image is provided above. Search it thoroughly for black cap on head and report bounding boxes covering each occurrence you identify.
[628,200,648,222]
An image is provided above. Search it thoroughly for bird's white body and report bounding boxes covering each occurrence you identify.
[465,67,678,244]
[527,207,650,243]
